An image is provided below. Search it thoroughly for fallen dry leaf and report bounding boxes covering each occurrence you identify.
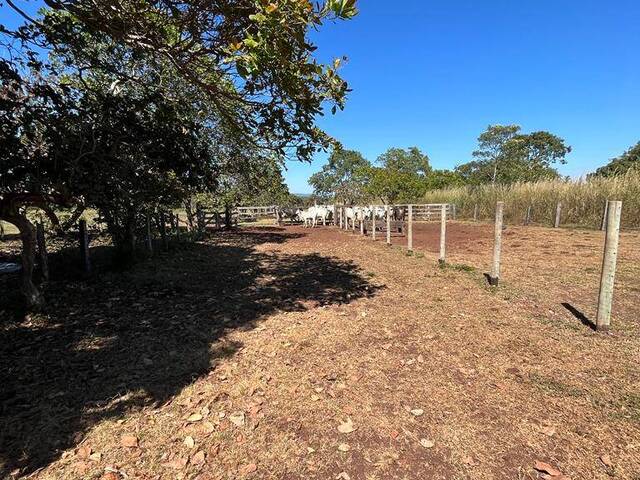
[534,460,563,477]
[77,446,92,459]
[410,408,424,417]
[191,450,206,465]
[202,421,215,434]
[184,436,195,449]
[229,411,246,427]
[100,473,119,480]
[600,454,613,468]
[187,413,203,423]
[89,452,102,462]
[238,463,257,476]
[162,456,188,470]
[338,443,351,452]
[420,438,435,448]
[120,435,138,448]
[337,418,356,434]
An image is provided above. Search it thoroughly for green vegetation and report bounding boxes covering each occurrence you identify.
[1,0,356,307]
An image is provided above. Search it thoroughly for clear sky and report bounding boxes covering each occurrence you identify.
[285,0,640,193]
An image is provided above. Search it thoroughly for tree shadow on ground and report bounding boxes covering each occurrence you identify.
[561,302,597,331]
[0,228,381,477]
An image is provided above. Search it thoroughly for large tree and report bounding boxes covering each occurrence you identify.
[308,148,371,204]
[6,0,357,162]
[456,125,571,185]
[590,141,640,178]
[377,147,431,176]
[1,0,357,307]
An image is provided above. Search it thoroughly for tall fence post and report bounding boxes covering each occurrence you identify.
[146,213,153,253]
[489,201,504,286]
[473,204,478,222]
[452,204,457,220]
[352,209,356,233]
[596,200,622,331]
[407,205,413,253]
[360,214,364,235]
[601,200,609,231]
[159,211,168,251]
[386,205,391,246]
[196,207,205,237]
[175,213,181,241]
[79,219,91,274]
[554,202,562,228]
[525,205,532,226]
[372,208,376,240]
[36,222,49,282]
[439,204,447,264]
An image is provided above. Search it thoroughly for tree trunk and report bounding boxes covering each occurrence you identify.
[61,204,86,231]
[224,204,232,229]
[184,198,195,231]
[5,213,44,308]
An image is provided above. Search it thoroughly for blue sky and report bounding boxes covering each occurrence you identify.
[3,1,639,194]
[286,0,640,193]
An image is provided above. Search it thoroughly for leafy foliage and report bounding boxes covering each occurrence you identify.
[590,141,640,178]
[456,125,571,185]
[308,148,371,203]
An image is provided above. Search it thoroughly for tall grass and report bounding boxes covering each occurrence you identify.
[423,170,640,230]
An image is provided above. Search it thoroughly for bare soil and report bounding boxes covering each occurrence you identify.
[1,223,639,479]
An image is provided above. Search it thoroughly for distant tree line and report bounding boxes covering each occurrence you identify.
[310,124,638,204]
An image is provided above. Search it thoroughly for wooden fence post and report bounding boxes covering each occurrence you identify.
[79,219,91,274]
[554,202,562,228]
[525,205,532,226]
[452,204,457,220]
[360,215,364,235]
[196,207,205,236]
[439,204,446,264]
[352,209,356,233]
[596,200,622,331]
[473,204,478,222]
[36,222,49,282]
[175,213,181,241]
[146,213,154,253]
[407,204,413,253]
[601,200,609,231]
[160,211,168,251]
[386,205,391,246]
[489,201,504,286]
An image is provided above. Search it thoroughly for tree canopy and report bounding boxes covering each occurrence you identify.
[590,141,640,178]
[456,125,571,185]
[308,148,371,203]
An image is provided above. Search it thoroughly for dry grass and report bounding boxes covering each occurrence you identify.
[1,223,639,479]
[423,170,640,229]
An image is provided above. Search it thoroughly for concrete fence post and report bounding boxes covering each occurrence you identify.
[601,200,609,231]
[360,214,364,235]
[473,204,478,222]
[36,222,49,282]
[439,204,446,264]
[352,209,356,233]
[407,204,413,253]
[489,201,504,286]
[79,219,91,274]
[596,200,622,331]
[372,208,377,240]
[386,205,391,246]
[525,205,532,226]
[554,202,562,228]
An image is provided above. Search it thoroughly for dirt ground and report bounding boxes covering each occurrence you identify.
[1,222,639,479]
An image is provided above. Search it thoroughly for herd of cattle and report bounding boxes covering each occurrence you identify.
[278,205,408,228]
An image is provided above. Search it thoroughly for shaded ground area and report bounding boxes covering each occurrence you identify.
[1,224,639,479]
